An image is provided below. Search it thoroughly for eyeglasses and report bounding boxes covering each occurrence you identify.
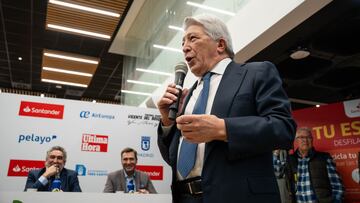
[296,136,312,140]
[49,155,64,160]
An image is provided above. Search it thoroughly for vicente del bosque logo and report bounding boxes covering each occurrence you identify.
[81,133,108,152]
[19,101,64,119]
[7,159,45,177]
[127,113,160,127]
[18,133,57,144]
[75,164,107,176]
[79,111,115,120]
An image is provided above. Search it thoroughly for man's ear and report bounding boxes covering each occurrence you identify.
[217,38,227,54]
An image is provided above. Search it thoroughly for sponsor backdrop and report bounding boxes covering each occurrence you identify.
[293,98,360,202]
[0,93,171,193]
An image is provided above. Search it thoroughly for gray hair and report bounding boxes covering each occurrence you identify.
[183,14,234,58]
[296,127,313,138]
[46,146,67,162]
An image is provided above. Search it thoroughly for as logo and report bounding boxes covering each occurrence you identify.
[141,136,150,151]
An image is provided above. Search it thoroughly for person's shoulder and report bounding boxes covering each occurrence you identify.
[107,169,123,177]
[63,168,79,176]
[28,168,42,176]
[314,150,332,159]
[136,170,150,178]
[240,61,276,71]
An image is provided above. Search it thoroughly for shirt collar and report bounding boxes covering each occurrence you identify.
[123,170,136,179]
[196,57,231,83]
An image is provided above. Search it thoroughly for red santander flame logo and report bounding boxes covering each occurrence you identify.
[7,159,45,177]
[136,165,163,180]
[19,101,64,119]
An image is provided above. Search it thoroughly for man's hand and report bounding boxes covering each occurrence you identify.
[157,83,189,126]
[42,165,59,178]
[176,114,227,143]
[137,189,150,194]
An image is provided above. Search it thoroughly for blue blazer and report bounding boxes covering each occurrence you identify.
[158,61,296,203]
[24,167,82,192]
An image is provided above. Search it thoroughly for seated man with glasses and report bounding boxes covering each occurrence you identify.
[277,127,345,203]
[24,145,82,192]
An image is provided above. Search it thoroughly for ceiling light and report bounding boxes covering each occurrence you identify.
[43,67,93,77]
[121,90,152,96]
[42,78,88,88]
[49,0,120,17]
[136,68,172,76]
[47,24,111,40]
[153,44,182,53]
[18,57,22,61]
[168,25,184,32]
[186,1,236,16]
[44,52,99,64]
[290,48,310,60]
[127,80,161,87]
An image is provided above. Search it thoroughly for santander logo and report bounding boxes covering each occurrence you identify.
[8,159,45,177]
[19,101,64,119]
[136,165,163,180]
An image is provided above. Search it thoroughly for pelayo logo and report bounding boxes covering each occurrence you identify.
[19,101,64,119]
[18,133,57,144]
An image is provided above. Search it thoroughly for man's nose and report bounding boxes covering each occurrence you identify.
[182,42,190,53]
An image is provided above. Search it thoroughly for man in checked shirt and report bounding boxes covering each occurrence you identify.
[274,127,345,203]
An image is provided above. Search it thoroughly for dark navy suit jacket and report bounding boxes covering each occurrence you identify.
[158,61,296,203]
[24,167,82,192]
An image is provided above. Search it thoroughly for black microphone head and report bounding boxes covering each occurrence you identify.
[175,62,188,75]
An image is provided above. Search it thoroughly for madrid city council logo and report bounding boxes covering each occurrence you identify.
[141,136,151,151]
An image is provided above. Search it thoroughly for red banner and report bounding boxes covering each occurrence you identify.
[136,165,163,180]
[293,99,360,202]
[7,159,45,177]
[18,101,64,119]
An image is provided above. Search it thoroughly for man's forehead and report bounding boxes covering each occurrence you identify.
[49,150,63,155]
[122,152,135,158]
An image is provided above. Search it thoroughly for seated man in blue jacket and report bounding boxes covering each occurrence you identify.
[24,145,82,192]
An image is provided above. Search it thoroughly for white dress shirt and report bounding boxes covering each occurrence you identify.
[177,58,231,180]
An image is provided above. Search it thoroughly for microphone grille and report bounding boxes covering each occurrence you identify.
[175,62,188,75]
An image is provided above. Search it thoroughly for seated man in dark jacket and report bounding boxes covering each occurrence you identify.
[24,145,81,192]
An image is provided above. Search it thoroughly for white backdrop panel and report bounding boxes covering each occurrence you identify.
[0,93,171,193]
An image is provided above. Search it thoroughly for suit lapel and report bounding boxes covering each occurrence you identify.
[134,170,141,190]
[120,170,127,191]
[179,81,198,115]
[204,62,247,162]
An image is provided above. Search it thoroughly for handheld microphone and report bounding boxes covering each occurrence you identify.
[168,62,188,120]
